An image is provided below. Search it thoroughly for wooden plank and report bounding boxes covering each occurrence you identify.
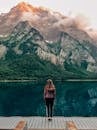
[45,117,49,129]
[30,117,35,128]
[28,119,32,129]
[37,117,42,129]
[61,117,66,129]
[33,117,37,128]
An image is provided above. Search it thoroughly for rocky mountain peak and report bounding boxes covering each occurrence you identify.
[10,2,37,13]
[10,2,49,14]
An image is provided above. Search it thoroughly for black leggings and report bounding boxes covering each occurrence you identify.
[45,98,54,117]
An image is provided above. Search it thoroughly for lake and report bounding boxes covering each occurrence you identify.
[0,81,97,116]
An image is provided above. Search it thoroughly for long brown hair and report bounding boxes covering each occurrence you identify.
[45,79,55,90]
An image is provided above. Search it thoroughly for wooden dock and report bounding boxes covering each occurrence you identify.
[0,117,97,130]
[27,117,65,130]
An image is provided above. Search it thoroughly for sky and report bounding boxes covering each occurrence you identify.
[0,0,97,29]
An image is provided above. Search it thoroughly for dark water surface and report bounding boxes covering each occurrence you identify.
[0,81,97,116]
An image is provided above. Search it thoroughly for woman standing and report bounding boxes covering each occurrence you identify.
[44,79,56,120]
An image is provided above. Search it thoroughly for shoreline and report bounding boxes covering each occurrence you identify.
[0,79,97,82]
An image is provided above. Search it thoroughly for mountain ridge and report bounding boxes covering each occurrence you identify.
[0,21,97,80]
[0,2,95,42]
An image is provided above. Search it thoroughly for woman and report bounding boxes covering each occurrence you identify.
[44,79,56,120]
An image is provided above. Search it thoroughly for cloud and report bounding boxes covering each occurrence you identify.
[53,17,74,28]
[21,12,40,21]
[52,14,90,31]
[74,14,90,29]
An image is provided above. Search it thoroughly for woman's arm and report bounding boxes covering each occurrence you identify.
[54,87,56,98]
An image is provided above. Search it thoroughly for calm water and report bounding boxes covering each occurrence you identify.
[0,81,97,116]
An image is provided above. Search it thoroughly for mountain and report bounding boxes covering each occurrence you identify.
[0,21,68,80]
[0,20,97,80]
[0,2,97,80]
